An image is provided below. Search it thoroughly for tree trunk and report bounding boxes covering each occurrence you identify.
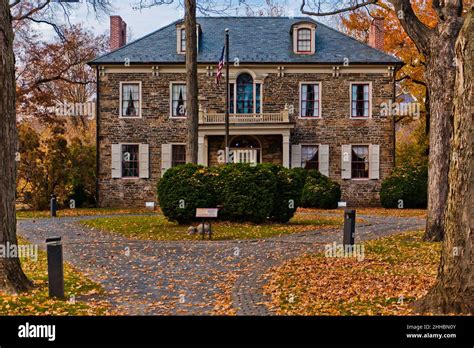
[415,8,473,314]
[423,18,460,242]
[0,1,32,293]
[185,0,198,164]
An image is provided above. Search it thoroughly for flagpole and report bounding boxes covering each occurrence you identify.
[225,28,230,164]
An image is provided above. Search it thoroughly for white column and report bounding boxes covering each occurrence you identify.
[198,135,206,165]
[204,136,209,166]
[283,134,290,168]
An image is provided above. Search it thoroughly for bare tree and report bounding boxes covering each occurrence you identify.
[184,0,199,163]
[133,1,237,163]
[301,0,472,314]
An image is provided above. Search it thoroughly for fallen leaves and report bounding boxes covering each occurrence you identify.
[263,230,440,315]
[16,207,161,219]
[79,212,347,242]
[0,238,113,316]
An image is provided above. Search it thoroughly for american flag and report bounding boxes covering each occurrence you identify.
[216,45,225,85]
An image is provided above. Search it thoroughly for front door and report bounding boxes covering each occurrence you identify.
[230,135,261,165]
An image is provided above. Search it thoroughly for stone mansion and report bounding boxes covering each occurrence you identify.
[89,16,402,207]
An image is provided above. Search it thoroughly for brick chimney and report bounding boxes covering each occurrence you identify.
[368,17,384,51]
[110,16,127,51]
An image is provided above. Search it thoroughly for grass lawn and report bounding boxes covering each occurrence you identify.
[263,230,440,315]
[0,238,111,315]
[16,207,159,219]
[299,207,427,218]
[79,212,357,241]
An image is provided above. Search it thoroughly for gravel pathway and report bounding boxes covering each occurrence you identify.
[17,213,425,315]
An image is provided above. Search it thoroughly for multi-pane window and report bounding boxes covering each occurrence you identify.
[351,84,370,117]
[236,73,254,114]
[301,145,319,170]
[297,28,311,52]
[180,28,186,53]
[256,83,261,114]
[172,145,186,167]
[171,83,186,117]
[229,78,262,114]
[121,144,139,178]
[351,145,369,178]
[230,83,234,114]
[301,83,320,117]
[121,83,140,117]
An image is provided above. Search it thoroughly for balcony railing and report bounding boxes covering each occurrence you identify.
[199,109,290,124]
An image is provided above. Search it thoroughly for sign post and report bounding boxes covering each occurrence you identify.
[195,208,219,240]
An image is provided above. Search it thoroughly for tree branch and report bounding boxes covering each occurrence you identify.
[301,0,378,16]
[396,74,427,87]
[9,0,21,9]
[13,0,51,21]
[387,0,433,56]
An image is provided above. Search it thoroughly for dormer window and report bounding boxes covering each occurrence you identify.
[292,22,317,55]
[297,29,311,52]
[176,23,200,54]
[179,28,186,53]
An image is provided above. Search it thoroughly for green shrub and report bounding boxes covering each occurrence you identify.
[216,164,277,223]
[157,164,217,224]
[267,165,301,223]
[301,170,341,209]
[380,163,428,208]
[157,163,301,224]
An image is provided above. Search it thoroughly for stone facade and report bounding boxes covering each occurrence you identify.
[97,66,395,208]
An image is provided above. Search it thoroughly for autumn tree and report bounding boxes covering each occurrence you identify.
[302,0,466,243]
[0,0,32,292]
[338,2,435,134]
[415,7,473,315]
[1,0,278,293]
[0,0,110,293]
[301,0,471,314]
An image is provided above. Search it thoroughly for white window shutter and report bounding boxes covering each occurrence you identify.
[161,144,172,177]
[319,145,329,177]
[369,144,380,179]
[291,145,302,168]
[111,144,122,178]
[341,145,351,179]
[139,144,149,179]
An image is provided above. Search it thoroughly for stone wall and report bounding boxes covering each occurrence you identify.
[98,68,394,207]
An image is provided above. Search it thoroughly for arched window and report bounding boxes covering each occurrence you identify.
[230,136,261,164]
[236,73,254,114]
[230,136,260,149]
[297,28,311,52]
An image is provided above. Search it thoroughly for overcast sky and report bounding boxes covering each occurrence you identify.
[33,0,335,42]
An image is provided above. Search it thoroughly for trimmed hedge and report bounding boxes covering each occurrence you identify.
[157,164,344,224]
[157,164,218,224]
[268,165,304,223]
[215,164,277,223]
[300,170,341,209]
[157,163,300,224]
[380,163,428,208]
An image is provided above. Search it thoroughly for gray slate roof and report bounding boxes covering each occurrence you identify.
[90,17,402,65]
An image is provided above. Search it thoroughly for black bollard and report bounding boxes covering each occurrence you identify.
[50,194,57,217]
[46,237,64,299]
[343,209,356,246]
